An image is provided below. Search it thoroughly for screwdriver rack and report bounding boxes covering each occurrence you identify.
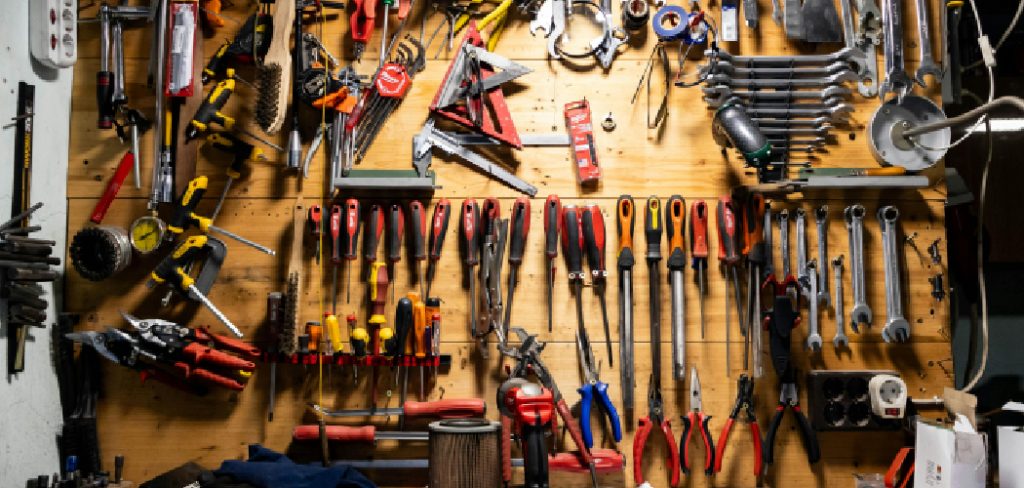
[262,353,451,368]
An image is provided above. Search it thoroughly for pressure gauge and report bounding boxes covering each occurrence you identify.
[130,215,167,254]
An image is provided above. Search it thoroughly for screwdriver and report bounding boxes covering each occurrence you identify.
[330,205,342,312]
[582,204,612,366]
[561,205,586,341]
[644,196,664,396]
[689,200,710,340]
[481,198,502,237]
[412,295,427,402]
[460,199,480,342]
[168,176,276,255]
[348,313,366,380]
[387,203,405,303]
[369,261,391,405]
[503,197,531,336]
[716,196,742,376]
[666,195,687,381]
[743,193,766,377]
[344,199,362,304]
[615,195,636,416]
[425,199,451,298]
[409,201,427,298]
[365,204,385,299]
[544,195,562,332]
[426,298,441,386]
[390,297,414,428]
[308,205,323,265]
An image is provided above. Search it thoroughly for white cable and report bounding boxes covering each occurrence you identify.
[962,0,1024,72]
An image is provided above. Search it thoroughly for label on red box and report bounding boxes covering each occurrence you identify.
[564,100,601,185]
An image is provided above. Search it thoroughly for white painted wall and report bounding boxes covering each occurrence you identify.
[0,0,72,484]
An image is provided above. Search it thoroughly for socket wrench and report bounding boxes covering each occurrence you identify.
[878,206,909,343]
[845,205,872,330]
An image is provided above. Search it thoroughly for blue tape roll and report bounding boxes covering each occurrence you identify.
[652,5,688,41]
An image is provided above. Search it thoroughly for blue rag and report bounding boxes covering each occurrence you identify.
[215,444,376,488]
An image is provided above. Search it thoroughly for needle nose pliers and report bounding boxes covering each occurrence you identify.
[681,366,715,476]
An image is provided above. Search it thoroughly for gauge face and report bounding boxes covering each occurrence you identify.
[130,216,166,254]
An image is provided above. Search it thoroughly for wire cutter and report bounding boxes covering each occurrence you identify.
[681,367,715,476]
[574,328,622,449]
[762,275,821,465]
[714,373,763,477]
[633,374,680,487]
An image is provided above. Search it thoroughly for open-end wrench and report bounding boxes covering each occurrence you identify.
[844,205,871,331]
[547,0,567,59]
[805,259,823,351]
[779,209,791,277]
[764,206,775,277]
[839,0,870,77]
[704,61,856,78]
[711,47,860,65]
[814,206,831,307]
[530,0,555,35]
[855,0,883,97]
[880,0,913,101]
[745,104,854,122]
[795,208,809,294]
[878,206,909,343]
[754,116,832,128]
[832,255,848,348]
[913,0,943,87]
[706,71,859,89]
[760,126,835,137]
[701,85,852,106]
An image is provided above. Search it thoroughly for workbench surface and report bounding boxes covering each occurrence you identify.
[66,0,951,486]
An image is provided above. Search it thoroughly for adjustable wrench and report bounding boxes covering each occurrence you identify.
[880,0,913,101]
[814,206,830,307]
[839,0,871,78]
[806,259,823,351]
[795,209,809,295]
[878,206,909,343]
[778,209,791,277]
[832,255,848,348]
[844,205,871,330]
[855,0,883,97]
[913,0,943,87]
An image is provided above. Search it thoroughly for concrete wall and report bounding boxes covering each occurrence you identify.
[0,0,72,484]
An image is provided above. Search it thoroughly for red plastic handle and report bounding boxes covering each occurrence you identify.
[172,362,245,391]
[349,0,376,43]
[344,199,361,261]
[331,205,342,263]
[90,151,135,224]
[195,328,261,359]
[714,417,735,473]
[182,343,256,371]
[402,398,486,418]
[549,449,624,474]
[750,421,763,478]
[663,420,681,486]
[690,200,709,259]
[632,417,654,486]
[429,199,451,260]
[293,425,376,443]
[716,196,740,264]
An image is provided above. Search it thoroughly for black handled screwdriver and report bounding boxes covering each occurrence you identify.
[504,197,531,336]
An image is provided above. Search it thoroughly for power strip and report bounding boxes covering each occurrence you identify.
[30,0,78,69]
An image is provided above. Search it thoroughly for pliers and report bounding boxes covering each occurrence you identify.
[633,374,680,487]
[762,275,821,465]
[681,367,715,476]
[714,373,763,477]
[574,328,622,449]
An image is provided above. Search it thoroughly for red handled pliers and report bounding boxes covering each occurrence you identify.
[681,366,715,476]
[714,373,763,477]
[633,374,680,487]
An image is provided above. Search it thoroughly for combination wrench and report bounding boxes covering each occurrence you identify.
[879,206,910,343]
[815,206,831,307]
[832,255,848,348]
[795,208,809,295]
[913,0,943,86]
[806,259,823,351]
[779,209,791,277]
[764,206,774,277]
[880,0,913,101]
[845,205,872,330]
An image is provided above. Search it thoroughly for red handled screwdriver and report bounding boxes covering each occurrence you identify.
[330,204,342,313]
[409,201,427,299]
[460,200,481,341]
[425,199,451,298]
[387,203,405,302]
[503,197,531,336]
[716,196,743,376]
[582,204,612,366]
[544,195,562,332]
[689,200,710,339]
[364,204,385,300]
[562,205,586,340]
[343,199,361,304]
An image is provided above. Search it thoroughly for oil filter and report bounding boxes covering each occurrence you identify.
[428,419,501,488]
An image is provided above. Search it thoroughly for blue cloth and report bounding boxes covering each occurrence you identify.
[215,444,376,488]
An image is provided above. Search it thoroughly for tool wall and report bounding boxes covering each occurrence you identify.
[66,0,951,486]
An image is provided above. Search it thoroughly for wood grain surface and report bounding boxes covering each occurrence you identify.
[66,0,951,486]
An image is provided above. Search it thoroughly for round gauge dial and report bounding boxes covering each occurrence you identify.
[130,215,167,254]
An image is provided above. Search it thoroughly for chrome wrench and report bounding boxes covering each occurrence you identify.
[764,206,774,277]
[845,205,872,330]
[913,0,943,87]
[878,206,909,343]
[795,208,809,295]
[832,255,848,348]
[880,0,912,101]
[771,0,783,26]
[839,0,870,78]
[779,209,791,277]
[806,259,823,351]
[855,0,882,97]
[705,71,860,88]
[815,206,831,307]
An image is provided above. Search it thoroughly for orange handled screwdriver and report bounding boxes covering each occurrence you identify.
[615,195,636,414]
